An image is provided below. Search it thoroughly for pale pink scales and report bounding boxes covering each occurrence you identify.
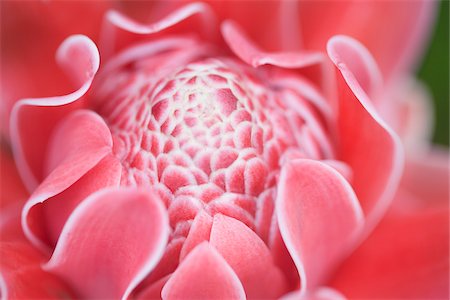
[91,54,333,243]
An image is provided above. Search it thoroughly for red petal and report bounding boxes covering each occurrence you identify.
[327,36,403,230]
[10,35,100,191]
[399,148,449,209]
[179,211,213,261]
[277,159,364,294]
[161,242,246,300]
[300,1,436,79]
[0,241,74,299]
[210,214,288,298]
[44,188,169,299]
[221,21,323,69]
[185,0,303,51]
[1,1,109,139]
[101,2,217,58]
[282,287,346,300]
[0,147,29,241]
[330,207,449,299]
[21,110,120,252]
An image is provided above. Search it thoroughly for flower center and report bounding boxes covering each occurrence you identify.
[92,55,332,242]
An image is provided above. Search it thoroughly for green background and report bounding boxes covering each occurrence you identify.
[418,0,449,146]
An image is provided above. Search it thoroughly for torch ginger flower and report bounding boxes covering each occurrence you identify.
[0,1,448,299]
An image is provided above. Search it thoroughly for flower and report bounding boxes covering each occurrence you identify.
[1,1,448,299]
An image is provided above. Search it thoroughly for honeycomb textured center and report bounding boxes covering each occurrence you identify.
[92,57,331,241]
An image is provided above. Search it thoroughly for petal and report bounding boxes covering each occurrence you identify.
[22,110,120,252]
[397,148,449,211]
[327,36,404,230]
[10,35,100,191]
[161,242,246,300]
[1,1,108,140]
[221,20,323,69]
[0,147,28,209]
[209,214,288,298]
[173,0,303,51]
[0,241,74,299]
[282,287,346,300]
[277,159,364,294]
[330,206,449,299]
[378,77,434,150]
[300,1,437,78]
[101,2,217,58]
[179,211,213,261]
[44,188,169,299]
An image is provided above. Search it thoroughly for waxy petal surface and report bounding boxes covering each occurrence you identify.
[0,241,74,299]
[101,2,217,57]
[300,1,436,78]
[331,206,449,299]
[210,214,288,298]
[45,188,169,299]
[327,36,403,230]
[21,110,120,252]
[221,21,323,69]
[10,35,100,191]
[277,159,364,294]
[161,242,246,300]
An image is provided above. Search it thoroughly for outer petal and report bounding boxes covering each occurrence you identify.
[0,147,28,241]
[397,148,449,210]
[0,1,109,139]
[300,0,437,78]
[44,188,169,300]
[327,36,404,230]
[210,214,288,298]
[10,35,100,191]
[21,110,121,252]
[0,241,74,299]
[161,242,246,300]
[277,159,364,294]
[330,205,449,299]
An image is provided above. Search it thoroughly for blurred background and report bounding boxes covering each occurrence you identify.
[418,0,449,146]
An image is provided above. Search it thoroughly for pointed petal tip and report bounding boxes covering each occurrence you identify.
[277,159,364,294]
[162,241,246,300]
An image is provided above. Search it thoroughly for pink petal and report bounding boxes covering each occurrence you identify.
[171,0,303,51]
[101,2,217,58]
[300,1,437,79]
[330,207,449,299]
[221,21,323,69]
[0,148,28,209]
[161,242,246,300]
[0,241,74,299]
[282,287,346,300]
[21,110,120,252]
[10,35,100,191]
[179,211,213,261]
[136,275,171,299]
[327,36,403,230]
[44,188,169,299]
[277,159,364,294]
[396,147,450,207]
[210,214,288,298]
[1,1,108,140]
[378,77,434,150]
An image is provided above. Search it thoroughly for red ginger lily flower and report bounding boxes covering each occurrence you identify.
[0,1,447,299]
